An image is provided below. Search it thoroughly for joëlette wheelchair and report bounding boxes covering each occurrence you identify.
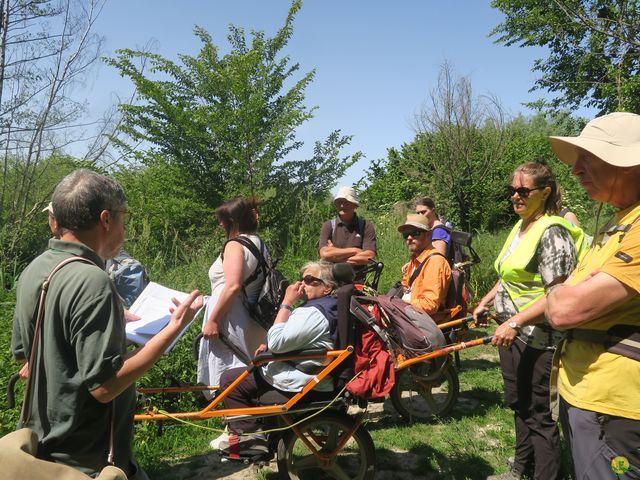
[132,263,489,479]
[135,271,379,480]
[349,294,490,423]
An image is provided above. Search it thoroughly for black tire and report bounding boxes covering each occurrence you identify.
[389,362,459,421]
[276,412,376,480]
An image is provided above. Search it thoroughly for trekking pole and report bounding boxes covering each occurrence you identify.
[437,311,495,331]
[437,315,473,331]
[397,336,493,370]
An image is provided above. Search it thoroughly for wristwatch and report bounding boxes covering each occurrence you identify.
[507,321,520,331]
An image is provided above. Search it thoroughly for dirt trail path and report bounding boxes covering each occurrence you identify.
[154,401,431,480]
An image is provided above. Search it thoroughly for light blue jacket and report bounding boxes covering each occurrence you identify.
[261,304,335,392]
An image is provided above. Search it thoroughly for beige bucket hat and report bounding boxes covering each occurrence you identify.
[397,213,431,233]
[334,186,359,206]
[549,112,640,167]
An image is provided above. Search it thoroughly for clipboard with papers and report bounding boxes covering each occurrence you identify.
[125,282,205,353]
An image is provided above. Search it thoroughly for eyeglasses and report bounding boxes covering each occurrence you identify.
[507,186,543,198]
[110,209,132,225]
[402,229,425,240]
[301,275,325,287]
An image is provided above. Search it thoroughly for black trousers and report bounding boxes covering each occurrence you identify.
[499,341,562,480]
[219,367,333,434]
[219,367,282,433]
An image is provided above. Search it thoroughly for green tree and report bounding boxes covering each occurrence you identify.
[107,0,358,235]
[362,108,594,232]
[359,145,429,214]
[0,0,109,272]
[412,62,510,230]
[491,0,640,114]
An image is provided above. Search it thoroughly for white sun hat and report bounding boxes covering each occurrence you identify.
[549,112,640,167]
[333,186,359,206]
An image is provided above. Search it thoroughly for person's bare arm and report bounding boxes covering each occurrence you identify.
[346,249,376,265]
[546,272,635,330]
[319,240,363,263]
[563,211,581,227]
[272,282,304,325]
[492,296,547,347]
[472,280,500,325]
[91,290,203,403]
[433,239,447,257]
[202,241,245,339]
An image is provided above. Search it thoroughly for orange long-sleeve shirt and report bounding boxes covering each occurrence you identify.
[401,246,451,315]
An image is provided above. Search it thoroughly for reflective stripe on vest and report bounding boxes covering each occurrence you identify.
[494,215,588,312]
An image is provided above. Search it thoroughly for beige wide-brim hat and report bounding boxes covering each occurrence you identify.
[334,186,359,206]
[397,213,431,233]
[549,112,640,167]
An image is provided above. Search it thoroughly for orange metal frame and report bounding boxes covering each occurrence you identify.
[134,347,353,422]
[134,308,490,428]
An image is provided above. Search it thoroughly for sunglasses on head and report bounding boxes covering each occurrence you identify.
[507,186,543,198]
[301,275,324,286]
[402,229,425,240]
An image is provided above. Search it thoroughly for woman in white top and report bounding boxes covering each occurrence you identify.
[197,197,270,392]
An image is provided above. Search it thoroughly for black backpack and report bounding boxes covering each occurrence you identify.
[432,225,480,275]
[225,236,289,330]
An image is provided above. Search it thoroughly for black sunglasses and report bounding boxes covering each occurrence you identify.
[507,186,543,198]
[402,229,425,240]
[301,275,324,286]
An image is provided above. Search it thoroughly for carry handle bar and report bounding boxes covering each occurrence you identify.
[6,372,20,409]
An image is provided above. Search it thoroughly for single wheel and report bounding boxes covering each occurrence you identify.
[389,361,459,421]
[276,412,376,480]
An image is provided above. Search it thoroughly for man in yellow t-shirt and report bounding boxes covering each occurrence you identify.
[398,213,451,316]
[546,112,640,480]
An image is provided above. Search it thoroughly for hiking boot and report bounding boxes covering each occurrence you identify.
[487,465,530,480]
[218,432,269,457]
[209,426,230,450]
[505,457,534,479]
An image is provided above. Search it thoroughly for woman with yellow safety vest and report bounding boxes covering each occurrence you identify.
[473,161,587,480]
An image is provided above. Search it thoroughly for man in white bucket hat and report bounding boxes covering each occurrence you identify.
[319,186,377,282]
[545,112,640,479]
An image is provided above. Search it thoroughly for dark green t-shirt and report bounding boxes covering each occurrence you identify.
[12,239,136,476]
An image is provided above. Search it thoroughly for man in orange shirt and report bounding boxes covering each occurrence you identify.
[398,214,451,316]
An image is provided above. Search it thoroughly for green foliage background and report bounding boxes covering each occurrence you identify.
[491,0,640,114]
[0,1,629,477]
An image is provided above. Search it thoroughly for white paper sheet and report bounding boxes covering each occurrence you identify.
[125,282,203,353]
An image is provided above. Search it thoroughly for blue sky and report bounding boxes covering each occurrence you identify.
[84,1,576,186]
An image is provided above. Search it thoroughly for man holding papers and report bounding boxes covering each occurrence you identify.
[12,169,203,479]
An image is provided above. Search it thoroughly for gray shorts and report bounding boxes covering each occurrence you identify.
[559,397,640,479]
